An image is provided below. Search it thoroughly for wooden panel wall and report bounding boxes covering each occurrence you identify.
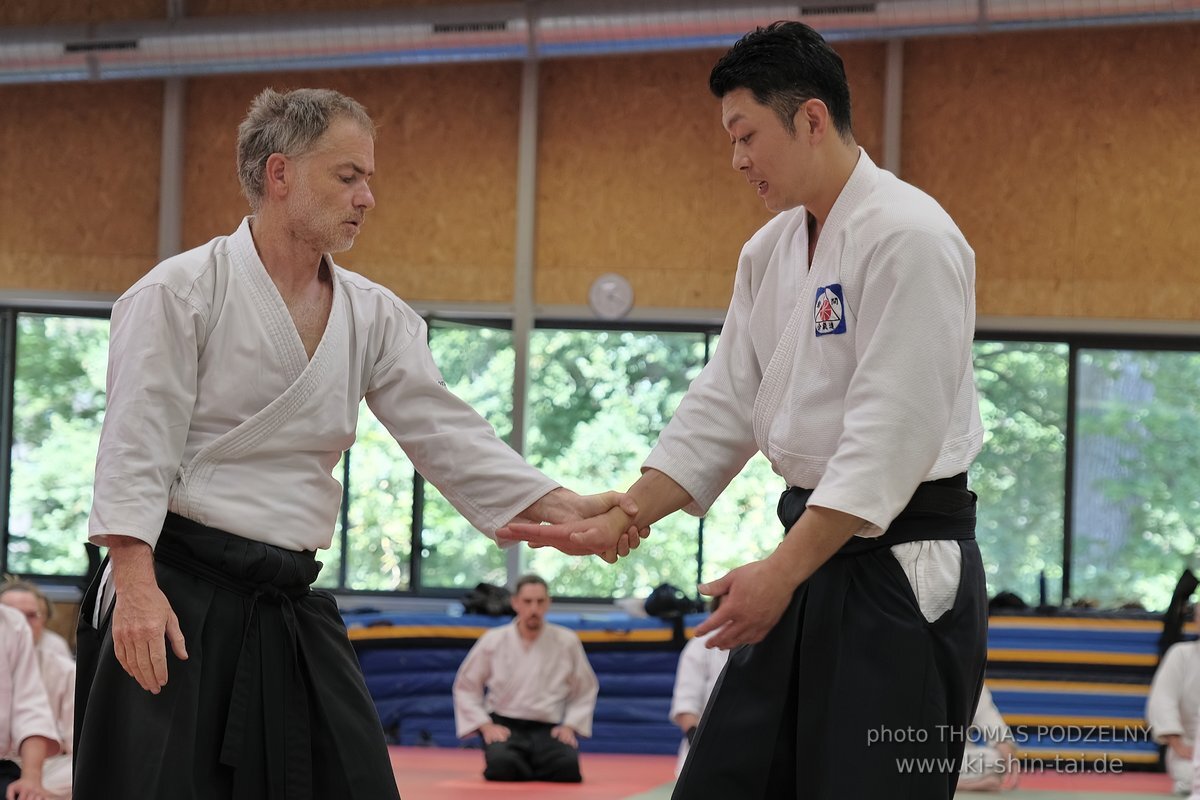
[191,0,513,14]
[905,26,1200,320]
[0,0,507,24]
[184,64,522,302]
[0,82,161,293]
[1,23,1197,320]
[535,42,885,309]
[0,0,162,26]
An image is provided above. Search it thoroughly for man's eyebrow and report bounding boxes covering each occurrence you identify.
[340,161,374,176]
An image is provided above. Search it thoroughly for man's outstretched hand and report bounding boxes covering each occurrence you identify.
[502,488,648,563]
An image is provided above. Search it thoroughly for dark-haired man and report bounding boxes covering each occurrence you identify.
[500,21,987,799]
[452,575,597,783]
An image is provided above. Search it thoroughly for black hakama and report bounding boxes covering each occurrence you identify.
[673,475,987,800]
[74,513,402,800]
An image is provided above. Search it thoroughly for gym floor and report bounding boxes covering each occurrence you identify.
[387,747,1176,799]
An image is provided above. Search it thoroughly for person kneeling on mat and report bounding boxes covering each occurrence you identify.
[453,575,598,782]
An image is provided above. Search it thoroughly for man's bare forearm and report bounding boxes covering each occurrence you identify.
[18,733,57,775]
[623,468,695,529]
[765,505,864,588]
[103,535,158,592]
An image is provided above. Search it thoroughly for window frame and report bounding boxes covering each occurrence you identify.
[3,299,1199,610]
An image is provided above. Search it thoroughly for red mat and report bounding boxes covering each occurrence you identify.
[1018,770,1173,793]
[389,747,675,800]
[389,746,1176,798]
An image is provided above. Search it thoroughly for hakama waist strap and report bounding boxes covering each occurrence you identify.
[776,472,976,556]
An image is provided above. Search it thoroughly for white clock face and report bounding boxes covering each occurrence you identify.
[588,273,634,320]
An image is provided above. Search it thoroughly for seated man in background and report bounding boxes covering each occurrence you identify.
[0,581,74,800]
[0,580,72,662]
[668,596,729,777]
[1,603,62,800]
[958,684,1019,792]
[1148,603,1200,795]
[453,574,598,782]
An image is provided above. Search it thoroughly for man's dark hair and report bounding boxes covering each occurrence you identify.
[515,574,548,593]
[709,21,853,140]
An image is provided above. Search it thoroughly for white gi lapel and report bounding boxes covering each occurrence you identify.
[751,150,878,461]
[751,215,816,453]
[175,249,345,524]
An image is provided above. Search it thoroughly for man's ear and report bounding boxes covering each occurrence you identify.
[264,152,289,199]
[795,99,831,142]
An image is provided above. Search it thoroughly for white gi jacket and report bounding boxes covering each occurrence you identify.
[1147,640,1200,791]
[37,651,74,799]
[1149,640,1200,746]
[0,605,61,763]
[644,149,983,537]
[89,217,558,552]
[669,631,729,775]
[452,621,599,738]
[962,684,1014,766]
[38,631,72,663]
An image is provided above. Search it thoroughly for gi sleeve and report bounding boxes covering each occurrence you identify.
[43,654,76,754]
[452,633,498,739]
[642,245,763,515]
[971,685,1011,746]
[668,635,711,721]
[1147,644,1189,741]
[560,635,598,738]
[366,313,558,538]
[89,283,204,548]
[808,225,976,531]
[1,610,62,760]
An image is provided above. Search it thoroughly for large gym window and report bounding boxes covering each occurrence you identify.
[1071,348,1200,610]
[419,321,514,590]
[6,312,108,578]
[523,326,708,599]
[971,339,1069,605]
[3,306,1198,612]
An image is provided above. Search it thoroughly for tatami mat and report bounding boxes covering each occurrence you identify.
[388,746,1175,799]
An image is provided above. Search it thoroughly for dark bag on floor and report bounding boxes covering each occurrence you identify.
[462,583,515,616]
[644,583,700,619]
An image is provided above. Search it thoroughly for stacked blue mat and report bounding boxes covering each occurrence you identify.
[346,608,1177,767]
[985,612,1176,766]
[344,609,703,755]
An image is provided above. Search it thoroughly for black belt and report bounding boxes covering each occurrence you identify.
[491,713,555,732]
[155,513,318,800]
[777,472,976,556]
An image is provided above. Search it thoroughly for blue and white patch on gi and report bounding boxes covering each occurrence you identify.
[814,284,847,336]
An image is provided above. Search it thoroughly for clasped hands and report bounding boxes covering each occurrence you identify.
[505,486,806,652]
[503,487,646,564]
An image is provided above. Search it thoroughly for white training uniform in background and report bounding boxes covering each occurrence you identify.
[643,149,983,622]
[89,216,556,556]
[668,631,729,776]
[38,631,72,663]
[961,684,1015,780]
[452,621,599,738]
[1147,639,1200,795]
[37,651,75,799]
[0,605,62,791]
